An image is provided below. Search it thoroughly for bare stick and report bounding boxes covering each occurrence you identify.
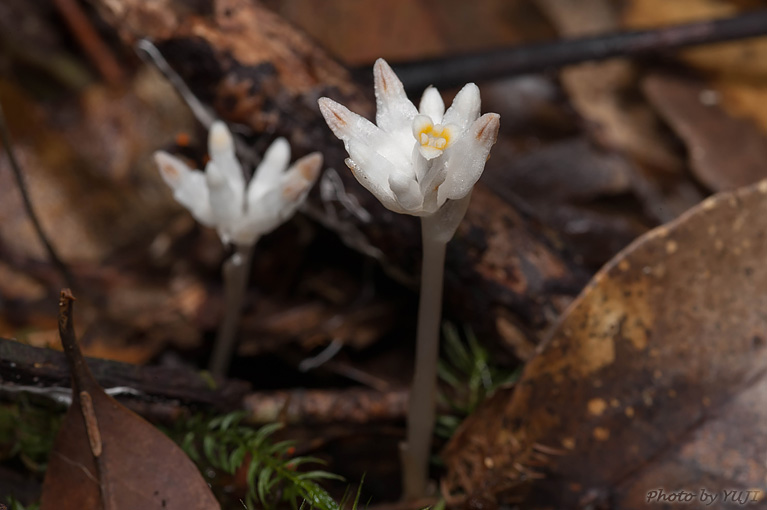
[58,289,91,393]
[389,10,767,91]
[401,221,447,499]
[208,244,255,377]
[58,289,115,510]
[135,39,260,171]
[0,102,74,287]
[51,0,124,87]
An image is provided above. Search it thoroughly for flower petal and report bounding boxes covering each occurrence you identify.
[318,98,383,145]
[411,143,429,183]
[373,58,418,133]
[154,151,215,226]
[230,190,281,246]
[280,152,323,203]
[155,151,192,189]
[205,159,245,241]
[439,113,500,203]
[420,159,448,214]
[235,154,322,245]
[346,138,404,213]
[388,172,422,212]
[208,121,245,199]
[248,137,290,201]
[208,121,234,161]
[442,83,481,131]
[419,86,445,123]
[319,96,412,172]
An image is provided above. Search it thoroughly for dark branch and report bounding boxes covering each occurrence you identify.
[0,335,249,411]
[0,337,409,424]
[0,103,74,287]
[385,10,767,92]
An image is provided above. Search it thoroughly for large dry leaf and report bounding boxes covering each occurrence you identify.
[644,73,767,192]
[40,290,219,510]
[444,179,767,508]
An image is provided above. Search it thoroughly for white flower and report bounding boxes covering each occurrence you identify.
[154,122,322,246]
[318,58,499,239]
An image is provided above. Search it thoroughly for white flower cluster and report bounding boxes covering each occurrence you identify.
[154,122,322,246]
[318,59,499,240]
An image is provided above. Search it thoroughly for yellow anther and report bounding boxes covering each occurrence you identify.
[418,123,451,150]
[412,115,458,159]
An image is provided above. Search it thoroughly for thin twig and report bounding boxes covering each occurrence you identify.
[385,10,767,91]
[51,0,124,87]
[58,288,88,392]
[57,289,116,510]
[0,102,74,288]
[135,39,217,130]
[135,39,260,170]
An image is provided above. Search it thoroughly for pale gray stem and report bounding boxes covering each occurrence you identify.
[401,217,447,499]
[209,244,255,377]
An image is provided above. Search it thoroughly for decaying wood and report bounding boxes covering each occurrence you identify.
[88,0,588,352]
[0,337,410,424]
[243,386,408,425]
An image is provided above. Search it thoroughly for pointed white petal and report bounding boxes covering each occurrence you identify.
[318,98,383,144]
[412,144,429,182]
[439,113,500,204]
[209,121,234,161]
[345,139,404,213]
[319,97,412,171]
[388,172,422,212]
[280,152,323,203]
[236,150,321,245]
[155,151,192,188]
[205,160,245,235]
[442,83,481,131]
[248,137,291,202]
[154,152,215,226]
[208,121,245,195]
[231,188,282,245]
[419,86,445,123]
[177,172,216,227]
[373,58,418,133]
[420,159,448,214]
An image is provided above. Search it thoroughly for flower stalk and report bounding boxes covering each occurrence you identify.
[208,243,255,376]
[318,59,499,498]
[401,219,447,498]
[155,122,322,377]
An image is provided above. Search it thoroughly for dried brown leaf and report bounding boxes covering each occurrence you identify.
[40,290,219,510]
[444,179,767,507]
[644,73,767,191]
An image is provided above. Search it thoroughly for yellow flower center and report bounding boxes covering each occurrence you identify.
[417,123,451,151]
[418,124,452,150]
[412,115,458,160]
